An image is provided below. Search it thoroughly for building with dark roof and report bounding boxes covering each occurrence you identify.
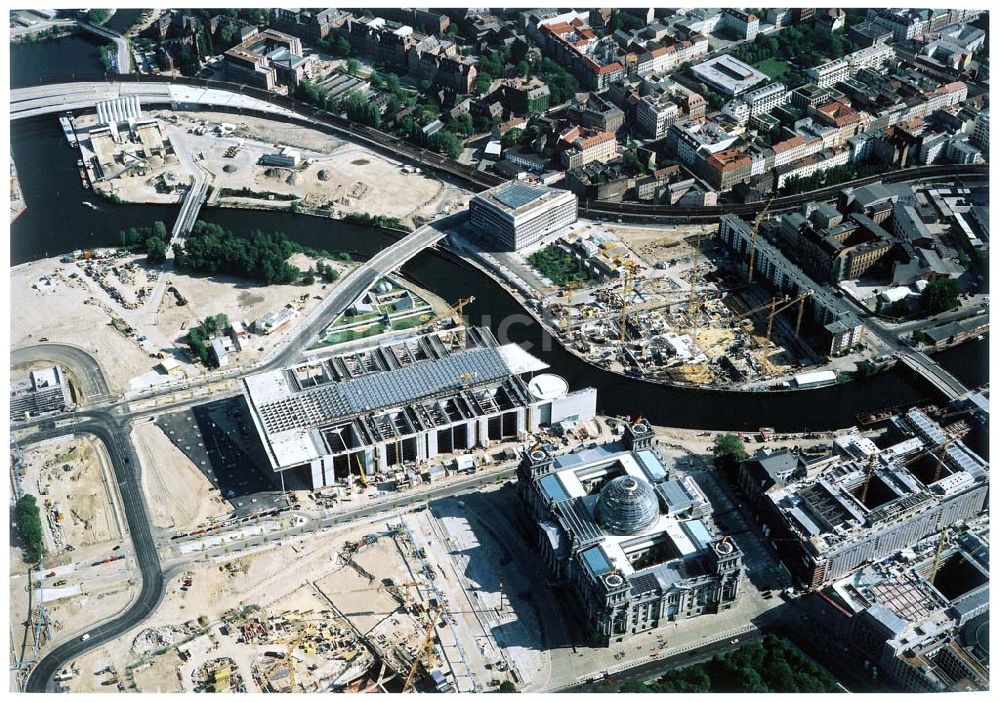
[518,420,744,644]
[759,409,988,589]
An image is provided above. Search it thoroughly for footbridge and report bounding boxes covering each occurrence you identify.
[896,350,970,401]
[78,21,130,74]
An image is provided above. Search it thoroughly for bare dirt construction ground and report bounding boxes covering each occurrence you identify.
[609,223,718,266]
[152,252,354,368]
[131,650,184,692]
[134,422,230,532]
[59,519,388,693]
[95,109,464,227]
[19,436,126,557]
[11,257,159,394]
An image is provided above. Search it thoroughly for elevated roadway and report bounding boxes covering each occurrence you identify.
[263,212,462,369]
[9,76,987,222]
[10,82,303,122]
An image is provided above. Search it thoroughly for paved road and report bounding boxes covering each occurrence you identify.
[10,82,303,121]
[11,342,112,404]
[78,21,130,75]
[22,414,164,692]
[563,628,766,692]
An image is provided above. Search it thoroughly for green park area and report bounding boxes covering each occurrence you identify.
[754,58,790,80]
[617,634,841,694]
[527,244,597,288]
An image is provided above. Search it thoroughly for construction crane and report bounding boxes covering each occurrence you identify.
[764,290,813,345]
[746,199,774,284]
[353,452,369,488]
[403,609,442,693]
[732,295,784,323]
[927,529,948,583]
[687,228,704,323]
[259,625,316,692]
[618,259,640,345]
[448,297,475,348]
[859,452,878,505]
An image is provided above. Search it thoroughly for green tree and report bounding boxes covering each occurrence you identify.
[497,681,518,693]
[15,495,45,564]
[346,58,361,76]
[921,277,960,314]
[501,128,523,147]
[146,235,167,263]
[712,433,748,468]
[87,9,112,24]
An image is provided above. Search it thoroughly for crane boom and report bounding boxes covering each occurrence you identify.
[746,199,774,284]
[403,610,442,692]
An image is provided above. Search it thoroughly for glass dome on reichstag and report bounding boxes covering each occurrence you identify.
[595,475,660,536]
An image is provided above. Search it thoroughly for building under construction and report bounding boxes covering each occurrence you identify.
[759,408,988,588]
[518,420,744,645]
[810,528,988,692]
[243,327,596,489]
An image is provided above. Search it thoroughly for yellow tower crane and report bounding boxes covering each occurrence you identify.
[259,625,316,692]
[353,452,369,488]
[927,529,948,583]
[764,290,813,345]
[746,199,774,284]
[449,297,475,348]
[618,261,640,345]
[403,609,443,693]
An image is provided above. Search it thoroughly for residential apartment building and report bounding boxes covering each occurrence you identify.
[807,59,849,88]
[559,127,619,169]
[742,81,788,118]
[636,94,679,139]
[635,34,709,77]
[971,110,988,152]
[567,93,625,132]
[721,9,759,41]
[540,19,625,90]
[703,147,752,191]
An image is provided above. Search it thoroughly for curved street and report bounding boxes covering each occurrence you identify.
[21,414,164,692]
[11,342,112,404]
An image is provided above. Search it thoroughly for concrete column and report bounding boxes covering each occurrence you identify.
[310,460,324,489]
[425,429,438,461]
[376,443,388,472]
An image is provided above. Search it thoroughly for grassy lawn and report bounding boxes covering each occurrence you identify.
[754,58,790,80]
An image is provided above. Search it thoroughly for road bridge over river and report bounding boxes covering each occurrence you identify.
[896,350,970,401]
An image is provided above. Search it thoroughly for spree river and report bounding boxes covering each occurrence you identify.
[10,113,988,432]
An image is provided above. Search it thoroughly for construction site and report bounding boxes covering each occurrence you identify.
[9,436,137,678]
[50,502,526,694]
[68,105,465,227]
[510,212,818,388]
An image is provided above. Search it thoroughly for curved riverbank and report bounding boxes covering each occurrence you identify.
[12,118,986,431]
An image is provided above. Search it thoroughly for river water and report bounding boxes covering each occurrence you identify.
[9,112,988,431]
[10,34,107,89]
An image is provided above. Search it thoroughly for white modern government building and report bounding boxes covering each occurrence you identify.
[242,327,596,489]
[470,181,578,250]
